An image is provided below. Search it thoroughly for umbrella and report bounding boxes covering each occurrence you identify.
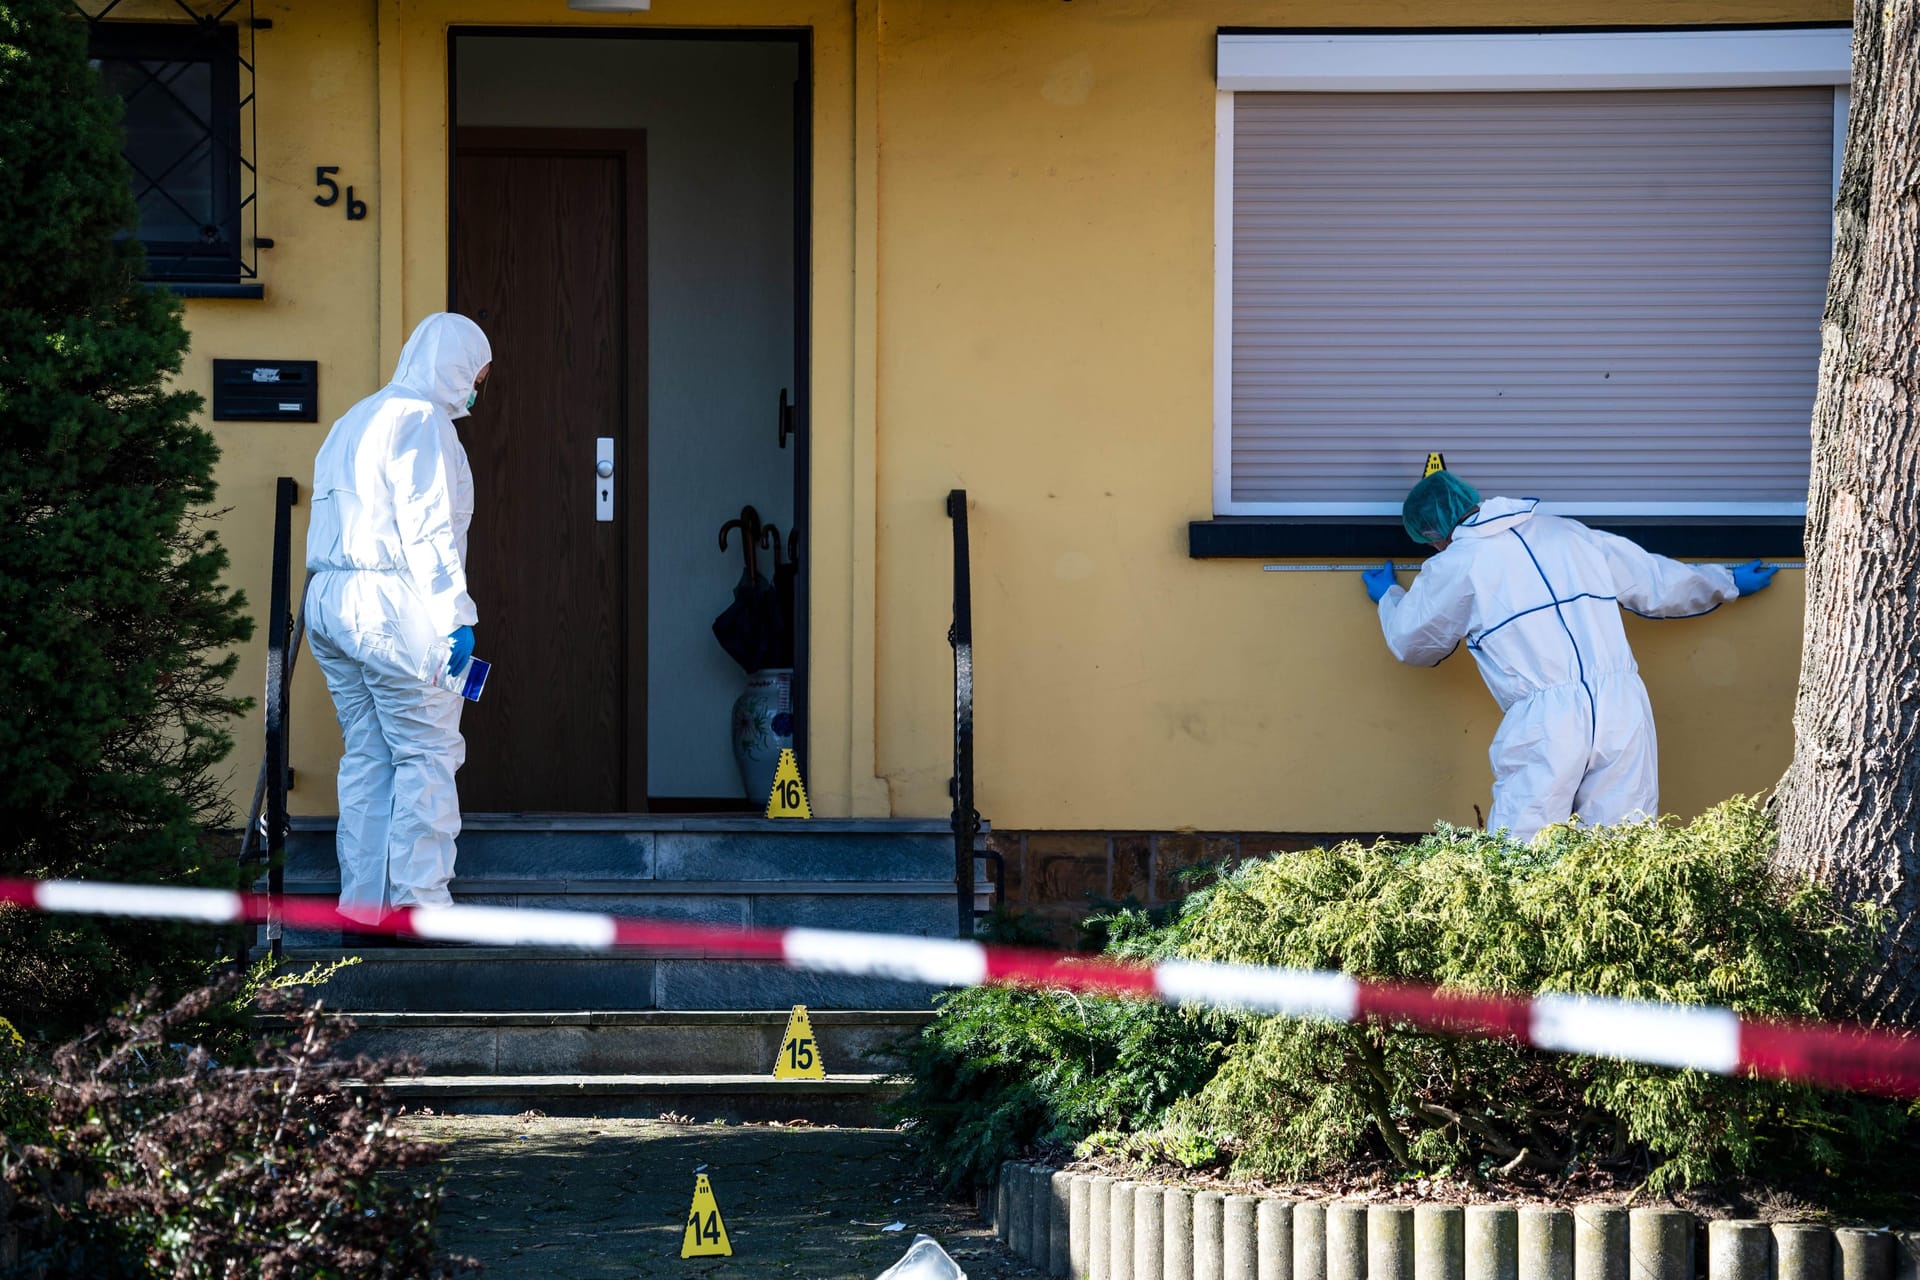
[712,506,788,674]
[768,525,798,670]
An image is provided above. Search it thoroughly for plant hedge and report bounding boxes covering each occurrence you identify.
[898,800,1914,1198]
[0,0,254,1036]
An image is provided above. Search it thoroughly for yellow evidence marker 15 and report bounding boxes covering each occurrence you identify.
[681,1173,733,1258]
[774,1004,826,1079]
[765,747,812,819]
[1424,452,1447,478]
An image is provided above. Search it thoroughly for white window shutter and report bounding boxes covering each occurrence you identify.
[1228,89,1835,513]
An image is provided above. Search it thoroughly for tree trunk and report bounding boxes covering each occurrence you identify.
[1772,0,1920,1025]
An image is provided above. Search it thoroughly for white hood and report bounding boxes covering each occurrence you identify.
[391,312,492,421]
[1452,496,1539,540]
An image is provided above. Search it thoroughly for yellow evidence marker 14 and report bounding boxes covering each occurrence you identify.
[774,1004,826,1079]
[765,747,812,819]
[681,1173,733,1258]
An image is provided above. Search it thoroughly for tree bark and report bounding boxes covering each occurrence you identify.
[1772,0,1920,1025]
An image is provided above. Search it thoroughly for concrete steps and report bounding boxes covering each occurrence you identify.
[268,814,989,1011]
[268,816,967,1122]
[375,1073,906,1125]
[281,946,945,1013]
[277,813,972,889]
[318,1009,932,1076]
[310,1010,932,1123]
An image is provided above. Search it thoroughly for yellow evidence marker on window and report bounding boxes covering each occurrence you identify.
[1424,452,1447,478]
[765,747,812,819]
[774,1004,826,1079]
[680,1173,733,1258]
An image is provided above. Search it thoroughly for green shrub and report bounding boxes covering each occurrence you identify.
[1172,799,1907,1193]
[891,975,1225,1194]
[902,800,1911,1199]
[0,0,254,1037]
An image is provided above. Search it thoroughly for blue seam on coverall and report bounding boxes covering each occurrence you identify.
[1457,498,1541,530]
[1511,529,1597,746]
[1468,593,1620,652]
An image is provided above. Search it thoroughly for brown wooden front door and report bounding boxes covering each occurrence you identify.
[451,128,647,812]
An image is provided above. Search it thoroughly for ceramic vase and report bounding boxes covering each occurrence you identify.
[731,667,794,807]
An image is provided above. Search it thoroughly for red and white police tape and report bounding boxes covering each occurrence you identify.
[2,876,1915,1098]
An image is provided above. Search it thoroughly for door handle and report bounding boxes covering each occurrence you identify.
[777,388,794,449]
[595,437,614,522]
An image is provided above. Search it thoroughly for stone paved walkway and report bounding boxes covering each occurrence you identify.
[406,1114,1042,1279]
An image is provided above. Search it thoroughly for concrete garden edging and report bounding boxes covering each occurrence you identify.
[982,1163,1920,1280]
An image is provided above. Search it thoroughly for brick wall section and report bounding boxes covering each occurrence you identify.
[984,829,1419,947]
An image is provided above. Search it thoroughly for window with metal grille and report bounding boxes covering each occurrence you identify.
[87,18,252,286]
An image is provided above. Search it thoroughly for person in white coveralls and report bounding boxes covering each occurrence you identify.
[304,312,492,931]
[1365,468,1778,843]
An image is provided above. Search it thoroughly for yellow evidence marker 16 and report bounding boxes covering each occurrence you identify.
[774,1004,826,1079]
[681,1173,733,1258]
[765,747,812,819]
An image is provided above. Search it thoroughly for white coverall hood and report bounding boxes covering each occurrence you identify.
[391,311,492,421]
[1374,499,1738,842]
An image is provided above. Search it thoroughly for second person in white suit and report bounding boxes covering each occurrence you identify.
[304,312,493,929]
[1364,470,1777,842]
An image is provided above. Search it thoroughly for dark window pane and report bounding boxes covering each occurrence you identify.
[100,58,219,243]
[87,24,242,281]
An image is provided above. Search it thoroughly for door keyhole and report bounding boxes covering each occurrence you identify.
[594,441,616,522]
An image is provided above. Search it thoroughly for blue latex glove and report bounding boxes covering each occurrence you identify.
[447,625,475,676]
[1730,560,1778,597]
[1362,562,1398,604]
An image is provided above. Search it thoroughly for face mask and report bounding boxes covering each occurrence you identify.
[466,390,477,410]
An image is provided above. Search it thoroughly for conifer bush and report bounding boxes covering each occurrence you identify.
[1173,799,1907,1192]
[0,0,253,1034]
[900,801,1913,1196]
[893,908,1225,1193]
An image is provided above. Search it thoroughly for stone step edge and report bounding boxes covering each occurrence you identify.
[263,1010,938,1028]
[262,879,962,896]
[274,946,950,965]
[374,1073,903,1096]
[985,1162,1920,1279]
[290,815,972,835]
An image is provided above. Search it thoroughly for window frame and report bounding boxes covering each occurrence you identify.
[90,20,246,285]
[1210,25,1852,524]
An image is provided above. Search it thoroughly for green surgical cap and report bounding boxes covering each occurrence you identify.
[1402,471,1482,544]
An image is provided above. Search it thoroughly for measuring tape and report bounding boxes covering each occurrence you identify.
[1264,562,1806,573]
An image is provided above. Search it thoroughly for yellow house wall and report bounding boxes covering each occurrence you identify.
[152,0,383,816]
[169,0,1836,833]
[869,0,1835,832]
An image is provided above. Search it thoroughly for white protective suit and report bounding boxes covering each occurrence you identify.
[1376,497,1738,842]
[305,313,491,923]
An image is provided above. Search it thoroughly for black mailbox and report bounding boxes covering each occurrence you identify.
[211,359,319,423]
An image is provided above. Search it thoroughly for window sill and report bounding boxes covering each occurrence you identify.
[1189,516,1805,560]
[151,281,265,300]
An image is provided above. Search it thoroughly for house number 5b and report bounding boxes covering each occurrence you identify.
[314,166,368,221]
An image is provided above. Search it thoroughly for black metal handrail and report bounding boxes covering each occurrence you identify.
[263,477,293,959]
[947,490,980,938]
[236,477,297,963]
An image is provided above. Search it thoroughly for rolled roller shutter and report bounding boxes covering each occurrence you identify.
[1228,88,1834,512]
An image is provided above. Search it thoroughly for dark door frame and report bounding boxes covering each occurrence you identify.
[448,26,815,804]
[450,125,650,808]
